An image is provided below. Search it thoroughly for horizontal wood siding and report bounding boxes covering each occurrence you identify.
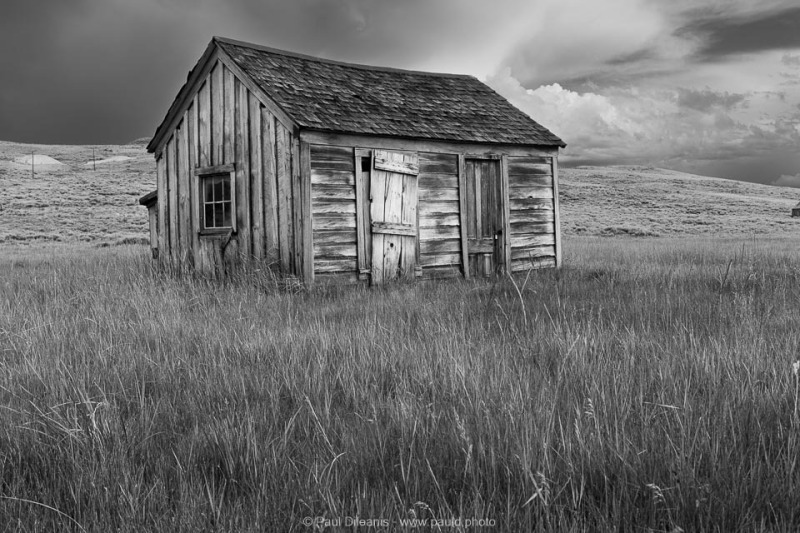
[417,152,461,278]
[310,144,357,275]
[507,156,557,272]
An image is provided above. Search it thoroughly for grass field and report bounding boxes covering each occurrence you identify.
[2,236,799,531]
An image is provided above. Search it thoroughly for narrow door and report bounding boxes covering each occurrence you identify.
[466,158,504,277]
[369,150,419,285]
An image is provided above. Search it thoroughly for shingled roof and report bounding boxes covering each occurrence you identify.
[149,37,565,151]
[218,38,564,146]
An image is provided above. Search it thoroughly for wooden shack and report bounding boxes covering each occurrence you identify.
[143,37,566,284]
[793,202,800,217]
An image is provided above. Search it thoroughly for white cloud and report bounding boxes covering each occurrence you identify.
[486,68,800,168]
[501,0,670,85]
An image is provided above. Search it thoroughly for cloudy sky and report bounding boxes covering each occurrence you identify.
[2,0,799,186]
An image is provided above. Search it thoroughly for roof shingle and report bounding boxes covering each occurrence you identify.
[215,37,565,147]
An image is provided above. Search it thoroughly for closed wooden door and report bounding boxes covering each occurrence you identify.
[370,150,419,285]
[466,158,504,277]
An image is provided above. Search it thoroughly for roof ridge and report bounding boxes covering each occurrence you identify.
[212,36,477,80]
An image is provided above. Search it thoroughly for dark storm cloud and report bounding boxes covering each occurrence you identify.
[677,6,800,60]
[0,0,483,144]
[0,0,207,144]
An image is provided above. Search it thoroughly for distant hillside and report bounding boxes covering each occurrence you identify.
[560,166,800,237]
[0,140,155,245]
[1,141,798,247]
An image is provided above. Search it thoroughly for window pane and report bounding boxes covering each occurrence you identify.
[214,203,224,228]
[222,179,231,201]
[205,181,214,202]
[222,201,232,227]
[214,179,224,202]
[204,204,214,229]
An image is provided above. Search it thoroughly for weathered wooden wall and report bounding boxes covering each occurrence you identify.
[507,156,558,271]
[310,145,357,281]
[306,142,560,282]
[155,59,302,276]
[418,153,462,279]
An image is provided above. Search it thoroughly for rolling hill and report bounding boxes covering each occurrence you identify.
[1,140,798,247]
[560,166,799,237]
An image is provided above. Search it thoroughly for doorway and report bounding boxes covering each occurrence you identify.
[465,158,504,277]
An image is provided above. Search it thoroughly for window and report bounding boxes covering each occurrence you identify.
[195,164,236,233]
[202,174,232,229]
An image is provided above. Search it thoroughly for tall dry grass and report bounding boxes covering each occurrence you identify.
[1,236,799,532]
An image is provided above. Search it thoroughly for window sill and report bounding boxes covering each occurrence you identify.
[199,228,234,237]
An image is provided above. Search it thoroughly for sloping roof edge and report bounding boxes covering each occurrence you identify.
[139,190,157,206]
[213,36,476,80]
[148,37,566,152]
[146,40,219,154]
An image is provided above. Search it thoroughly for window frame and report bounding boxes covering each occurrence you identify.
[194,164,236,235]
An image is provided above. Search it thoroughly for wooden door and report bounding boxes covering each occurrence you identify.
[466,158,504,277]
[370,150,419,285]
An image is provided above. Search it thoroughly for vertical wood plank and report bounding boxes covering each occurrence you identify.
[276,121,292,274]
[157,154,168,260]
[382,170,403,279]
[354,148,369,279]
[211,62,223,166]
[188,103,200,265]
[223,65,235,165]
[552,155,562,268]
[370,169,386,285]
[500,154,512,273]
[178,120,191,265]
[235,78,251,259]
[401,173,418,276]
[249,94,264,260]
[167,136,179,262]
[262,108,279,267]
[300,140,314,283]
[198,81,210,168]
[457,154,468,279]
[292,136,303,276]
[473,163,482,238]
